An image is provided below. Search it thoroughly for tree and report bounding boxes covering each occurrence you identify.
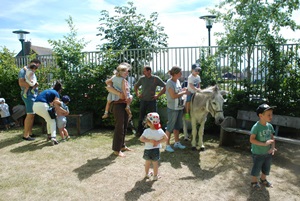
[48,16,89,80]
[96,1,168,72]
[0,47,20,106]
[210,1,300,80]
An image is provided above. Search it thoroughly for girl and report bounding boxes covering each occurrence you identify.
[140,112,168,180]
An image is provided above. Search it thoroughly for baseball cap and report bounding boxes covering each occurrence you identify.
[62,95,71,103]
[192,63,201,71]
[147,112,161,130]
[256,104,276,116]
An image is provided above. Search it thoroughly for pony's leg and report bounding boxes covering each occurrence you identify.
[191,118,197,148]
[197,119,206,151]
[183,118,189,140]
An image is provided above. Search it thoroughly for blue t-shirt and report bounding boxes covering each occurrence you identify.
[35,89,59,104]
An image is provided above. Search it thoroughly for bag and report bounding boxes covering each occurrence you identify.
[48,107,57,119]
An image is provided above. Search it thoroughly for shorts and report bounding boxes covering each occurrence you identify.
[166,108,183,133]
[21,92,36,114]
[251,153,272,177]
[1,117,10,125]
[186,93,194,102]
[57,116,67,129]
[143,148,160,161]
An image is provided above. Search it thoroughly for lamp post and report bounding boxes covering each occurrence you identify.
[12,29,30,57]
[199,15,216,54]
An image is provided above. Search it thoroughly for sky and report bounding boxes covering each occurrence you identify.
[1,0,300,54]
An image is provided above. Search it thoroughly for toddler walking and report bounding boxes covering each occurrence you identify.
[0,98,11,130]
[140,112,168,181]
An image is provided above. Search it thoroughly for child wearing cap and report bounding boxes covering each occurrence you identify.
[56,95,71,141]
[250,104,277,190]
[140,112,168,181]
[0,98,11,130]
[184,63,201,120]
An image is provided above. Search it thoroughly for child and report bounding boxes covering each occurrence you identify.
[140,112,168,181]
[102,63,133,120]
[57,95,71,141]
[0,98,11,130]
[250,104,277,189]
[185,63,201,120]
[23,64,38,98]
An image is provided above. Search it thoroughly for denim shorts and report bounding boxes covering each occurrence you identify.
[21,93,35,114]
[186,93,194,102]
[166,108,183,133]
[143,148,160,161]
[251,153,272,177]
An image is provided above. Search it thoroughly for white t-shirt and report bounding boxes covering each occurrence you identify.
[142,128,165,150]
[25,68,37,87]
[187,74,201,93]
[0,103,10,118]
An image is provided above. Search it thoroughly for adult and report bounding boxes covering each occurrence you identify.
[18,59,41,141]
[134,66,166,137]
[165,66,188,152]
[33,81,67,145]
[106,63,133,157]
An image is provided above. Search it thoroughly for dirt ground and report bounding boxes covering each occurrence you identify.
[0,128,299,201]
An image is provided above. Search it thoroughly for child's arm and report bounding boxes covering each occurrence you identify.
[250,134,274,146]
[152,133,168,147]
[268,133,277,155]
[140,135,155,144]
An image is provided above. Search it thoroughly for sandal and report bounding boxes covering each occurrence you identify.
[260,178,273,187]
[251,182,261,190]
[113,151,126,157]
[121,146,132,151]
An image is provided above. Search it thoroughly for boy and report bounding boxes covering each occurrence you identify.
[0,98,11,130]
[250,104,277,189]
[185,63,201,120]
[57,95,71,141]
[140,112,168,180]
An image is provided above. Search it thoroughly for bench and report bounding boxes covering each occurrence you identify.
[41,112,94,136]
[219,110,300,146]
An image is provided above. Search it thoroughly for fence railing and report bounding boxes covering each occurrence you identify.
[15,44,300,93]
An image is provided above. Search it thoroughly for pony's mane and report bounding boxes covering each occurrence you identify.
[200,86,216,93]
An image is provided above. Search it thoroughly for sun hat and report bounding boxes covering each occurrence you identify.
[256,104,276,116]
[147,112,161,130]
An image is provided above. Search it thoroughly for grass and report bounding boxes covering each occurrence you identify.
[0,126,299,201]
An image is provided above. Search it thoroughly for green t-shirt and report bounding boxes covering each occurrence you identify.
[250,121,275,155]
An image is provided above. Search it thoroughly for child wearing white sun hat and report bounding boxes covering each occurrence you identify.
[139,112,168,181]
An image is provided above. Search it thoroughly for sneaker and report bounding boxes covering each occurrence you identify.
[31,89,35,94]
[102,113,109,119]
[153,175,159,181]
[23,93,27,99]
[51,138,59,145]
[174,142,186,149]
[23,136,35,141]
[145,172,153,179]
[185,113,190,120]
[65,136,71,140]
[165,145,174,152]
[61,138,66,142]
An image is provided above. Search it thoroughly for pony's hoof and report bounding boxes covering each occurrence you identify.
[200,147,205,152]
[191,147,197,151]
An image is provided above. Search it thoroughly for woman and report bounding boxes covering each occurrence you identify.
[165,66,188,152]
[33,81,68,145]
[105,62,132,157]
